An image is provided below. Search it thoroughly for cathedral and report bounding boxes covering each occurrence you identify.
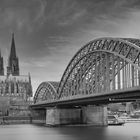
[0,34,32,116]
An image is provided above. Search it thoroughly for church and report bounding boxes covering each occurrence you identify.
[0,34,32,116]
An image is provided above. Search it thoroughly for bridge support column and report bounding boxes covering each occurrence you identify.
[82,105,107,126]
[46,107,82,125]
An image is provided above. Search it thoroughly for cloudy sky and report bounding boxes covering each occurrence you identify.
[0,0,140,93]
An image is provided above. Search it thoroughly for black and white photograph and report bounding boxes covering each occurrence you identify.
[0,0,140,140]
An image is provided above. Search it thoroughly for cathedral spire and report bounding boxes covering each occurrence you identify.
[28,73,31,84]
[10,33,16,58]
[0,49,1,57]
[27,72,33,97]
[0,49,4,75]
[7,33,19,76]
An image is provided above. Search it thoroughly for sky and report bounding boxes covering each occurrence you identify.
[0,0,140,94]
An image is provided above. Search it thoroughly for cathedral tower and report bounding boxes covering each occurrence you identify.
[0,50,4,75]
[7,33,19,76]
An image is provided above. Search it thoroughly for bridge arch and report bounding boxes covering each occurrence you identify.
[34,81,59,103]
[57,37,140,99]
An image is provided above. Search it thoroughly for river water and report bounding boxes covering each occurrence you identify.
[0,123,140,140]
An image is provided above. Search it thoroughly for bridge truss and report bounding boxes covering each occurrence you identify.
[34,38,140,104]
[57,38,140,100]
[34,82,59,103]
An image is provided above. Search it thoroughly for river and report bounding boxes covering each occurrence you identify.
[0,123,140,140]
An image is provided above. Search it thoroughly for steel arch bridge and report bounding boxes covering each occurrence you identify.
[33,37,140,106]
[34,81,59,104]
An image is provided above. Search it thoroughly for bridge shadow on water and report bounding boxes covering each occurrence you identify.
[53,125,106,140]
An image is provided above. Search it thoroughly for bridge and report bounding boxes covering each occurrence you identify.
[30,37,140,126]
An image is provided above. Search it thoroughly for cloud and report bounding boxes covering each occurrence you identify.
[44,0,88,26]
[57,8,87,26]
[0,0,47,32]
[34,0,47,26]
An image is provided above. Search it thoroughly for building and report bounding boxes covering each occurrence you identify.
[0,34,32,116]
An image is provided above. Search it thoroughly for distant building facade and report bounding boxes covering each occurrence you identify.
[0,34,32,116]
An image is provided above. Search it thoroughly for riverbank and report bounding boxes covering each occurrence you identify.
[120,118,140,123]
[0,116,45,125]
[1,116,140,126]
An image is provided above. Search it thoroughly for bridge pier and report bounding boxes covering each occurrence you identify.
[45,105,107,126]
[46,107,82,125]
[82,105,107,126]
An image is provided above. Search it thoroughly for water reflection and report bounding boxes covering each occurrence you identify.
[0,123,139,140]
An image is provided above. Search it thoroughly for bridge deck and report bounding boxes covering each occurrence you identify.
[30,87,140,109]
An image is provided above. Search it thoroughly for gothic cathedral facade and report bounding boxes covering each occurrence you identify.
[0,34,32,102]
